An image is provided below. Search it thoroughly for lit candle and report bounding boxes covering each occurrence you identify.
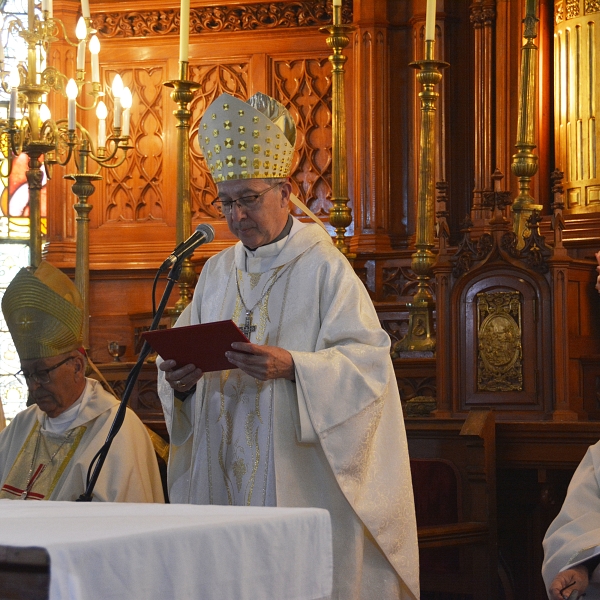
[66,78,78,130]
[112,74,124,129]
[89,35,100,83]
[179,0,190,63]
[9,68,19,120]
[121,87,132,138]
[76,17,87,71]
[96,101,107,147]
[40,104,51,123]
[425,0,436,42]
[81,0,90,19]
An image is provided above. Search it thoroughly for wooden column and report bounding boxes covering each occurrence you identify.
[470,0,496,226]
[349,0,393,254]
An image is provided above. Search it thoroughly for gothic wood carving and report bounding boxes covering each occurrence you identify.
[101,66,165,224]
[272,57,333,217]
[92,1,353,39]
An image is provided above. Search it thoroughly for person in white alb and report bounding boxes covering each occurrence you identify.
[157,92,419,599]
[0,261,164,503]
[543,441,600,599]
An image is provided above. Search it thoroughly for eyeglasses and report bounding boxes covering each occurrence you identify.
[211,181,283,216]
[18,356,74,385]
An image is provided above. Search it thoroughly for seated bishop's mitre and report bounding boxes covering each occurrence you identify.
[1,261,83,361]
[198,92,296,182]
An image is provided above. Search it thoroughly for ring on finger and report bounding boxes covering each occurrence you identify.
[175,379,182,387]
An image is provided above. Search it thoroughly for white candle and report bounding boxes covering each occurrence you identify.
[9,69,19,120]
[77,40,86,70]
[81,0,90,19]
[75,17,87,71]
[112,74,123,129]
[121,87,132,137]
[89,35,100,83]
[179,0,190,62]
[425,0,436,42]
[96,101,107,147]
[9,87,17,120]
[66,78,78,130]
[122,109,130,137]
[42,0,53,17]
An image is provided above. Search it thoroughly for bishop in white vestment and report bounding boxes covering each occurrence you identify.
[0,261,164,503]
[158,92,419,599]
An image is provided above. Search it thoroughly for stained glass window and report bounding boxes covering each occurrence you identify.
[0,0,38,423]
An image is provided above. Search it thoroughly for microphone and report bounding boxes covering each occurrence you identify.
[160,224,215,271]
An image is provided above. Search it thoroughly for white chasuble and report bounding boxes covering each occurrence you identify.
[543,441,600,599]
[0,379,164,503]
[0,422,86,500]
[159,219,420,600]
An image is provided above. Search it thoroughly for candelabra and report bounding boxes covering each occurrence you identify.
[164,61,201,315]
[511,0,542,246]
[395,38,448,354]
[0,0,132,347]
[321,2,354,257]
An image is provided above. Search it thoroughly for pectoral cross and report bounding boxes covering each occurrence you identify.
[240,311,256,338]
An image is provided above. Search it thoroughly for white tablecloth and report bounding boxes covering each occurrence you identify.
[0,500,332,600]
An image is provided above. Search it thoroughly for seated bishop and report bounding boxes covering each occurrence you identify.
[0,261,164,502]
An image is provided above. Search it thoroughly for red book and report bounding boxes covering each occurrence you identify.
[141,320,250,373]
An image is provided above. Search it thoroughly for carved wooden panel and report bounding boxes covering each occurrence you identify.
[455,271,553,415]
[271,56,333,217]
[92,1,353,39]
[355,255,435,303]
[188,62,250,220]
[101,65,166,224]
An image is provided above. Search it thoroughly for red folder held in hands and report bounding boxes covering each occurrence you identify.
[141,320,250,373]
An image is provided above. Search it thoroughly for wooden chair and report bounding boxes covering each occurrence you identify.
[407,409,497,600]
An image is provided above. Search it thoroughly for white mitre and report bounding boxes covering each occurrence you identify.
[199,92,296,182]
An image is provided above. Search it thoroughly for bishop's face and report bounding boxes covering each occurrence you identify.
[21,352,86,418]
[217,178,291,249]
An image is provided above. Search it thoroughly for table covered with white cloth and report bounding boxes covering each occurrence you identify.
[0,500,332,600]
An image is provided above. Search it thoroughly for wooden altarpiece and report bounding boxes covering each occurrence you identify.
[433,172,586,422]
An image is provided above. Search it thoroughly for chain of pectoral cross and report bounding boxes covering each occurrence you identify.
[235,267,287,338]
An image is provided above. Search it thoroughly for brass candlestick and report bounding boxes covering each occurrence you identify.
[65,129,131,349]
[321,4,354,256]
[395,39,448,354]
[164,61,201,314]
[511,0,542,246]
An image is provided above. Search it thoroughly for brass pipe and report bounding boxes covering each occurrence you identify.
[65,142,102,349]
[511,0,542,244]
[321,5,354,256]
[164,62,201,315]
[395,39,448,354]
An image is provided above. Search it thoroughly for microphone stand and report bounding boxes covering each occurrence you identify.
[77,260,185,502]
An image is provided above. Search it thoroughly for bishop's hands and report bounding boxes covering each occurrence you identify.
[549,565,588,600]
[159,360,203,394]
[226,342,295,381]
[159,342,296,388]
